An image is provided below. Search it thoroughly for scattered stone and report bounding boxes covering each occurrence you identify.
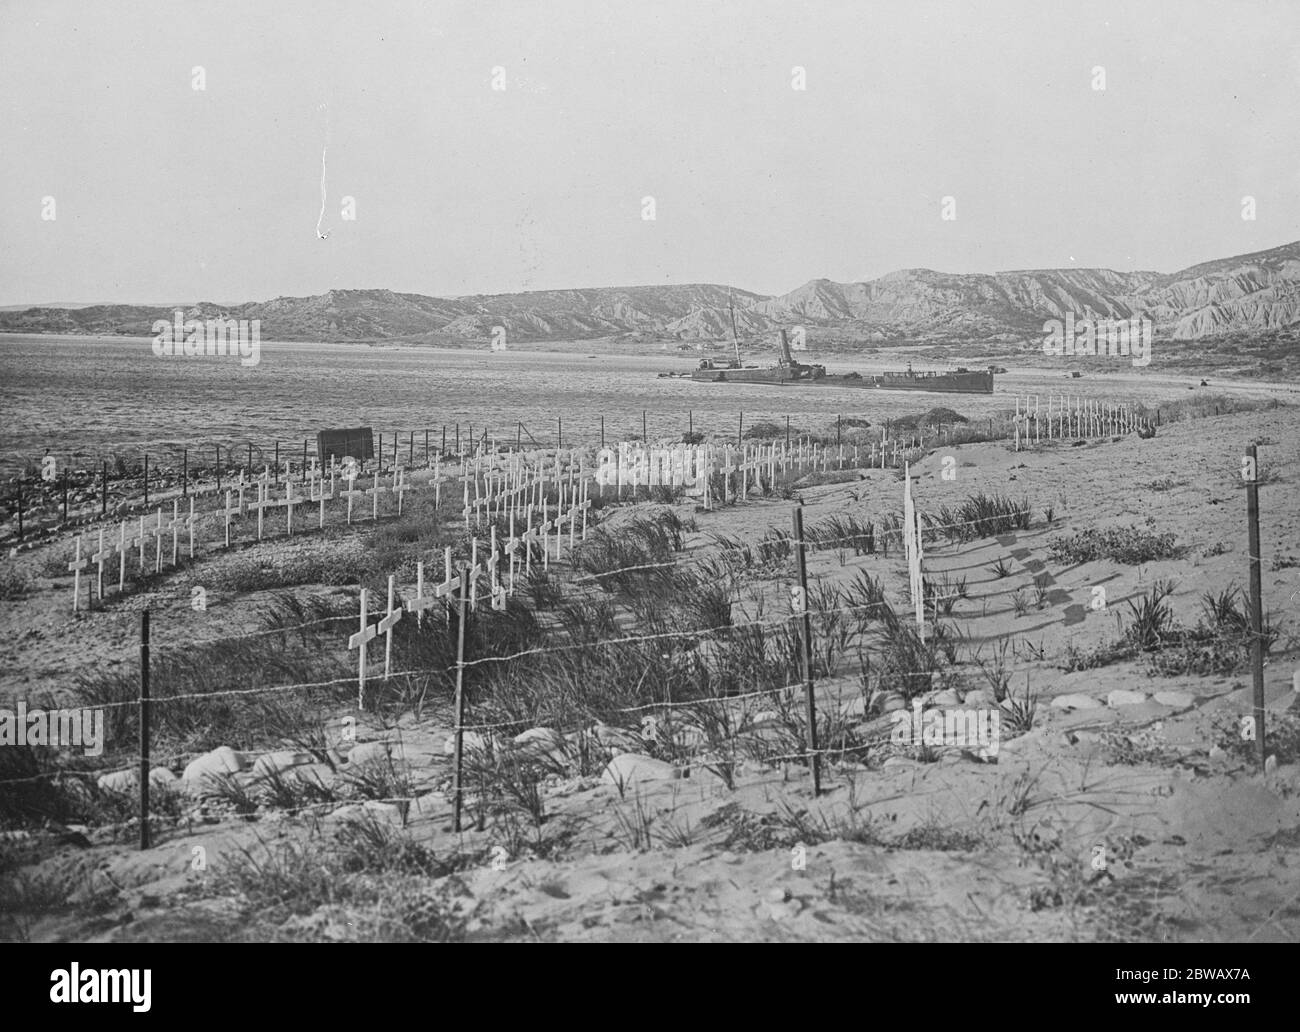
[1154,691,1195,709]
[1265,754,1278,774]
[750,709,781,725]
[962,689,995,708]
[878,692,907,714]
[252,750,315,779]
[148,767,177,789]
[672,725,705,749]
[1051,693,1102,711]
[513,727,569,766]
[765,886,791,903]
[443,731,496,757]
[96,768,136,795]
[182,747,246,791]
[764,898,803,921]
[931,690,961,706]
[1107,689,1148,708]
[600,753,679,788]
[882,755,919,769]
[591,723,641,755]
[838,697,868,719]
[1208,745,1227,760]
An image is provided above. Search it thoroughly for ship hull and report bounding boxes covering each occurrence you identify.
[821,372,994,394]
[690,370,994,394]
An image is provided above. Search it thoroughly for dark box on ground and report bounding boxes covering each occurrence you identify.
[316,427,375,464]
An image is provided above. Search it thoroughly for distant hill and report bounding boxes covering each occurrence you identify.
[4,241,1298,347]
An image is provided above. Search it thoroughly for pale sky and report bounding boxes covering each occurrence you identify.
[1,0,1296,305]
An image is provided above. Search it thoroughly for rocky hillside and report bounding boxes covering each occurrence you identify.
[4,242,1298,346]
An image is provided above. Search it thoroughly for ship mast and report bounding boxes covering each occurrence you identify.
[728,287,741,366]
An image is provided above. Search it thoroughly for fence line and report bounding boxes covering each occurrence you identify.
[7,391,1174,544]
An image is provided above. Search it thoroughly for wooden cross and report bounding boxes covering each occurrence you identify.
[434,546,462,624]
[280,480,297,536]
[571,496,591,546]
[368,473,389,521]
[392,468,408,516]
[117,521,128,592]
[153,509,164,573]
[223,490,238,548]
[341,473,364,525]
[720,446,736,505]
[236,470,250,516]
[348,588,379,710]
[168,499,183,566]
[468,537,481,610]
[186,497,197,559]
[504,511,520,593]
[379,574,403,678]
[537,505,553,572]
[90,528,112,603]
[250,483,272,541]
[405,560,439,626]
[131,515,146,571]
[68,536,88,612]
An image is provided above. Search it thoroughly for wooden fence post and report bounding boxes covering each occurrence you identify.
[791,506,821,797]
[451,565,470,832]
[1244,444,1267,770]
[139,609,151,851]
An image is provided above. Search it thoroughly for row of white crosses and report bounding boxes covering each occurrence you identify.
[67,499,199,612]
[345,475,596,708]
[903,464,925,641]
[63,442,606,612]
[1013,395,1147,450]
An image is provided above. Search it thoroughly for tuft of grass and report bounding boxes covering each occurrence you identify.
[1048,525,1184,565]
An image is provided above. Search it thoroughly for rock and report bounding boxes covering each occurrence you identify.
[838,697,868,719]
[765,886,791,903]
[442,731,496,757]
[764,899,803,921]
[1265,754,1278,773]
[883,755,919,769]
[97,768,136,795]
[1051,693,1102,711]
[1154,691,1194,709]
[182,747,246,792]
[672,725,705,749]
[361,799,410,824]
[149,767,178,790]
[512,727,569,767]
[346,741,396,767]
[750,710,781,725]
[931,690,961,706]
[962,689,995,708]
[287,763,336,789]
[1106,689,1148,708]
[592,723,642,755]
[1208,745,1227,760]
[251,750,315,779]
[514,727,563,750]
[600,753,679,788]
[878,692,907,714]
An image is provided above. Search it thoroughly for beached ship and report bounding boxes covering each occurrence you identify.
[686,331,995,394]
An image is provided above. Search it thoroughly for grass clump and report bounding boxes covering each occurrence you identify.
[1047,524,1184,565]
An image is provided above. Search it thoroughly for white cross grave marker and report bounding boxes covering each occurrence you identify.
[68,535,88,612]
[348,588,378,711]
[91,528,112,602]
[379,574,402,678]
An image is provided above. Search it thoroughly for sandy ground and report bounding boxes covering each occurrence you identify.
[2,399,1298,942]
